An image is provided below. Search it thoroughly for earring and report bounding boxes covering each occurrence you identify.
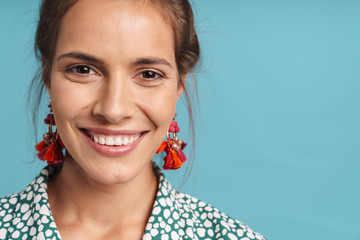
[156,114,187,170]
[35,100,65,165]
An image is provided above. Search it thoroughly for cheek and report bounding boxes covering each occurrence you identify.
[49,76,94,138]
[134,84,178,128]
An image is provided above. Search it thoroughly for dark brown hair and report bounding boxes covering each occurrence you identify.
[29,0,200,174]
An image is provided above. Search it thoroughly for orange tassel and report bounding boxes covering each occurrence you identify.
[156,141,168,154]
[37,145,50,161]
[177,150,187,163]
[170,150,183,169]
[157,117,187,170]
[35,140,47,151]
[43,142,55,162]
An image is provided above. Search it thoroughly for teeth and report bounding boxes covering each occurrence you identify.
[105,137,114,146]
[91,133,141,146]
[99,137,106,145]
[114,137,122,146]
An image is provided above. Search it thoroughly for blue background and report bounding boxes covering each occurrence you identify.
[1,0,359,239]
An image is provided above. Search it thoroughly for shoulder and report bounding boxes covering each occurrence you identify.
[0,177,39,222]
[149,168,265,240]
[0,188,29,239]
[0,167,60,240]
[0,191,22,220]
[174,191,266,240]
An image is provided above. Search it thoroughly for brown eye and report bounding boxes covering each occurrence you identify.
[140,71,163,80]
[66,65,95,75]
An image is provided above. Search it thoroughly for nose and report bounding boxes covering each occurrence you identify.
[92,75,135,124]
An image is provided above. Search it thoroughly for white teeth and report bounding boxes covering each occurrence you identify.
[99,137,106,145]
[91,133,141,146]
[105,137,114,146]
[114,137,122,146]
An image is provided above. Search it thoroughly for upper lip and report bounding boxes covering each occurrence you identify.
[80,127,148,136]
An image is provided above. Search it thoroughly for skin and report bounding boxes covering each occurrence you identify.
[46,0,185,239]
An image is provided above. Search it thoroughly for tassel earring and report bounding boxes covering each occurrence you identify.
[156,114,187,170]
[35,100,65,165]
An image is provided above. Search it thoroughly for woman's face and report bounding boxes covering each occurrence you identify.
[48,0,182,184]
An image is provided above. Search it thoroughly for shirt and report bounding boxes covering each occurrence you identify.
[0,165,265,240]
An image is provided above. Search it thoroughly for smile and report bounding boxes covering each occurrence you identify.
[80,128,147,157]
[91,133,141,146]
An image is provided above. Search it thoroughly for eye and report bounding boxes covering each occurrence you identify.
[65,65,97,75]
[138,70,164,80]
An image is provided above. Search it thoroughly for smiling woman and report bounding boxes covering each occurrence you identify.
[48,0,181,189]
[0,0,265,239]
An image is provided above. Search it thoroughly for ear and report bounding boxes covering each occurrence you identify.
[176,73,187,101]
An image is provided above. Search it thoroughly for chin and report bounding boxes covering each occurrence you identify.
[64,152,154,186]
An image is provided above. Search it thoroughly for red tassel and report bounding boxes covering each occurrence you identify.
[157,118,187,170]
[43,142,55,162]
[52,140,65,163]
[162,149,173,170]
[35,140,47,152]
[177,150,187,163]
[42,140,65,165]
[162,149,184,170]
[156,141,168,154]
[35,136,65,164]
[37,145,50,161]
[37,103,66,165]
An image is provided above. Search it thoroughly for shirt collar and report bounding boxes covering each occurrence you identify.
[22,166,62,239]
[24,164,186,239]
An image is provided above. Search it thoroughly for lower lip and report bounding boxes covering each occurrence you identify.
[81,131,146,157]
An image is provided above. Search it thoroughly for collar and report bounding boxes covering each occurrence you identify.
[11,164,195,239]
[9,166,62,239]
[143,163,199,239]
[3,164,264,240]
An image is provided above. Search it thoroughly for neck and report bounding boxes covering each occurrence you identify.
[47,158,158,230]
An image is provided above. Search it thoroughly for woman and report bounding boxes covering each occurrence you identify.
[0,0,265,239]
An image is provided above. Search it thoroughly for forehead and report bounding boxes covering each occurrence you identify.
[56,0,175,64]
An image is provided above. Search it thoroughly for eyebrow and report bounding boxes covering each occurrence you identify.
[131,57,173,69]
[56,52,105,64]
[56,52,173,69]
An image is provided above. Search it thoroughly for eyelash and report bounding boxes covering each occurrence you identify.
[64,65,165,81]
[65,65,97,75]
[137,70,165,80]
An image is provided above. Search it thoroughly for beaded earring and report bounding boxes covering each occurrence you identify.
[35,100,65,165]
[156,114,187,170]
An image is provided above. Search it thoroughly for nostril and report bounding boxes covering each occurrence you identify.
[91,85,135,124]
